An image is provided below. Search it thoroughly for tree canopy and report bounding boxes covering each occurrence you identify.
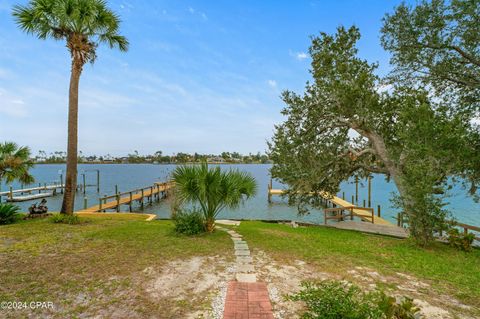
[269,25,479,245]
[13,0,129,65]
[381,0,480,111]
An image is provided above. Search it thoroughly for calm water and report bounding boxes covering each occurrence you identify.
[1,164,479,225]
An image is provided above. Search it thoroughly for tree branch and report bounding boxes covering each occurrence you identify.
[348,146,376,157]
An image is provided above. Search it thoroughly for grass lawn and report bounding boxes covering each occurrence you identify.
[235,222,480,315]
[0,214,232,319]
[1,216,479,318]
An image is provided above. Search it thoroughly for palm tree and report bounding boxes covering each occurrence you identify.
[172,163,257,232]
[13,0,129,214]
[0,142,35,187]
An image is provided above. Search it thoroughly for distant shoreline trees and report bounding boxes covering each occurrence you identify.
[32,151,272,165]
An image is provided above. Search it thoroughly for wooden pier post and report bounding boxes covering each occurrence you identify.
[355,176,359,204]
[363,199,366,207]
[377,205,381,217]
[141,189,144,209]
[115,185,118,195]
[342,192,345,200]
[351,195,354,207]
[368,176,372,208]
[149,186,153,204]
[82,174,86,195]
[9,186,13,200]
[116,194,120,212]
[267,178,272,203]
[38,183,41,194]
[83,197,88,210]
[99,198,103,211]
[129,192,133,212]
[96,170,100,193]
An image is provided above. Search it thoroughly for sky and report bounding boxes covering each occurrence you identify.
[0,0,409,156]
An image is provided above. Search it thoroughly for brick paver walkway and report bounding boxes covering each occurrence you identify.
[223,282,274,319]
[216,224,274,319]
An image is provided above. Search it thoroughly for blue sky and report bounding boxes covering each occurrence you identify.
[0,0,407,156]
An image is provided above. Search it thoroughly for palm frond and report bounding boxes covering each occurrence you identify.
[12,0,129,61]
[172,163,257,228]
[0,142,35,184]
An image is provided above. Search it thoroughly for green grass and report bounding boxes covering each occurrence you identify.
[1,217,479,318]
[0,215,231,319]
[235,221,480,308]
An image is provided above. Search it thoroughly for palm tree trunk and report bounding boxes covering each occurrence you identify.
[61,59,83,214]
[205,218,215,232]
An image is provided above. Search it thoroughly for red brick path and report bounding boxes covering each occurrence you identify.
[223,281,274,319]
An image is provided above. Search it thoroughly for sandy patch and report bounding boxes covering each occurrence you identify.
[251,250,476,319]
[145,255,235,318]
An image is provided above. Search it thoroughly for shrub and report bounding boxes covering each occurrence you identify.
[447,228,475,252]
[172,209,205,235]
[0,203,21,225]
[50,213,82,225]
[288,280,420,319]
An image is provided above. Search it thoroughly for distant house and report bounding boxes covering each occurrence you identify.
[207,156,225,163]
[120,157,129,164]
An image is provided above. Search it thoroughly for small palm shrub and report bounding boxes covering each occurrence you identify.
[50,214,82,225]
[173,209,206,235]
[447,228,475,252]
[0,203,21,225]
[288,280,420,319]
[172,163,257,232]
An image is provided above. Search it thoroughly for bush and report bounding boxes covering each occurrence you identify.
[447,228,475,252]
[50,213,82,225]
[288,280,420,319]
[172,209,205,235]
[0,203,21,225]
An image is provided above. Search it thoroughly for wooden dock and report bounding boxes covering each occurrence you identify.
[0,183,65,202]
[77,181,174,213]
[267,188,394,226]
[7,192,54,202]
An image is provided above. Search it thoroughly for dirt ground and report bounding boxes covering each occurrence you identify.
[252,249,477,319]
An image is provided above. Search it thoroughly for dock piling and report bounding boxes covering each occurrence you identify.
[368,176,372,207]
[129,192,133,212]
[355,176,359,204]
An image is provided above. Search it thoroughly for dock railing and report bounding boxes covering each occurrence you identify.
[97,182,173,212]
[324,206,375,224]
[396,212,480,243]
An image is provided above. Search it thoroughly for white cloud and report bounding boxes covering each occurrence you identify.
[201,12,208,20]
[375,83,393,93]
[296,52,308,60]
[0,88,28,118]
[188,6,195,14]
[289,50,308,61]
[267,80,277,88]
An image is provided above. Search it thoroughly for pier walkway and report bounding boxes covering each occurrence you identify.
[77,182,174,213]
[0,183,65,202]
[268,188,394,226]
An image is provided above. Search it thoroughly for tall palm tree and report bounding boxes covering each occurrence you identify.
[0,142,34,187]
[173,163,257,232]
[13,0,129,214]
